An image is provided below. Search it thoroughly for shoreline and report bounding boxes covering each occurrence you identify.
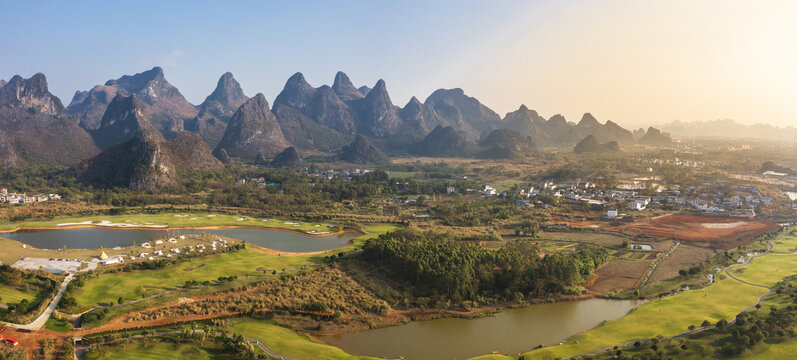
[0,224,353,238]
[0,225,362,258]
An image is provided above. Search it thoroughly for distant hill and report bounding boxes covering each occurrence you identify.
[214,94,290,161]
[412,125,477,157]
[270,146,303,168]
[477,129,536,159]
[497,106,635,147]
[91,94,158,149]
[573,135,620,154]
[637,127,672,145]
[660,119,797,142]
[339,135,387,164]
[78,112,221,190]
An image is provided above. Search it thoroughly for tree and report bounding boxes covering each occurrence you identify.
[117,297,123,304]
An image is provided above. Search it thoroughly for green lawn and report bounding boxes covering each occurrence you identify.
[469,277,768,360]
[742,338,797,360]
[71,223,399,311]
[231,319,379,360]
[44,316,71,332]
[0,213,338,234]
[732,254,797,288]
[86,341,236,360]
[0,284,36,305]
[771,234,797,253]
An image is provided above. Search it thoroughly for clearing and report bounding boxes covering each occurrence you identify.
[619,214,778,249]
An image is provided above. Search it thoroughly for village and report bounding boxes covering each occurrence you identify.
[489,174,778,219]
[0,188,61,205]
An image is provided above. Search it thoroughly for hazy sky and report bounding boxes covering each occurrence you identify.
[1,0,795,128]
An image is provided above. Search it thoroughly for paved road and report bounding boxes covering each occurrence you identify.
[563,228,791,360]
[3,273,74,331]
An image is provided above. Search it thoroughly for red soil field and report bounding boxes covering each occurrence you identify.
[621,214,779,249]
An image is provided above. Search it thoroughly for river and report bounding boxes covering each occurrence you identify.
[321,298,641,360]
[0,228,356,252]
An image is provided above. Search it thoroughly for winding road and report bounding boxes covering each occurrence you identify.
[2,274,74,331]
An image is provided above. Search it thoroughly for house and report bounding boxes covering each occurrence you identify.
[607,209,618,218]
[5,337,18,347]
[236,178,247,185]
[482,185,497,196]
[446,186,457,194]
[627,198,649,210]
[101,257,123,265]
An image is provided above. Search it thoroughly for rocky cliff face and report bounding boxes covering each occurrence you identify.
[68,67,197,137]
[351,79,402,137]
[67,85,118,130]
[0,130,18,168]
[399,96,442,137]
[308,85,357,134]
[214,94,290,160]
[0,73,98,167]
[189,72,249,148]
[331,71,364,101]
[273,72,317,112]
[91,94,159,149]
[0,73,65,115]
[201,72,248,114]
[424,88,501,138]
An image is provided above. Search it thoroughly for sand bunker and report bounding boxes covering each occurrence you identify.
[702,222,747,229]
[56,220,168,228]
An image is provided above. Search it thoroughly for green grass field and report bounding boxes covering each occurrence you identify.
[732,254,797,288]
[71,224,399,311]
[44,316,71,331]
[771,234,797,253]
[86,341,236,360]
[742,336,797,359]
[231,319,379,360]
[0,284,36,305]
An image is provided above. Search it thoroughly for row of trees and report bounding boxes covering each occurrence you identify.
[361,230,608,301]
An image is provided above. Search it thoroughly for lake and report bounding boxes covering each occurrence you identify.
[0,227,356,253]
[321,298,641,360]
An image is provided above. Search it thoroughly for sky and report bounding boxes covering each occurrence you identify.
[1,0,795,129]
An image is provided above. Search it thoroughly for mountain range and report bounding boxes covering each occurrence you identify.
[1,67,679,188]
[660,119,797,142]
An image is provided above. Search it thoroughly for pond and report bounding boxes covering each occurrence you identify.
[321,298,641,360]
[0,228,356,253]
